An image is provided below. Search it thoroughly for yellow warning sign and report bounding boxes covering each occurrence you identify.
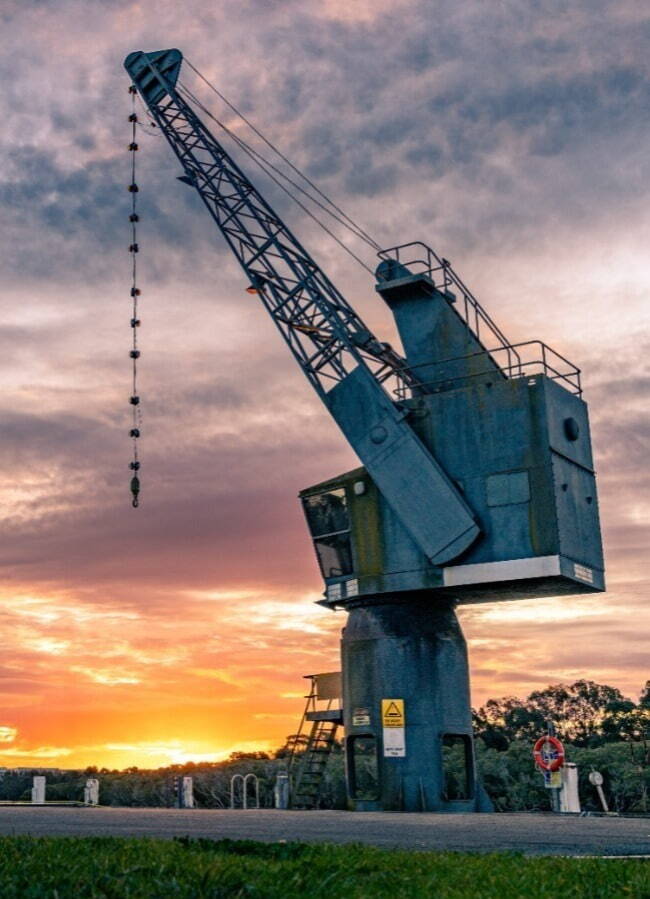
[381,699,405,727]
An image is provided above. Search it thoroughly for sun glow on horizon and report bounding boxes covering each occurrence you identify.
[0,735,275,770]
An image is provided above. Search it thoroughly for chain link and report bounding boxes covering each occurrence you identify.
[128,86,142,508]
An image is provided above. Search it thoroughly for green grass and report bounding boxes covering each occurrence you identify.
[0,836,647,898]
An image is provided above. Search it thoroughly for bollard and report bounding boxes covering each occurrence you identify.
[274,773,289,810]
[559,762,581,813]
[31,776,46,804]
[181,776,194,809]
[84,778,99,806]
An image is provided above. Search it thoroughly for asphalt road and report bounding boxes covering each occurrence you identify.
[0,807,649,856]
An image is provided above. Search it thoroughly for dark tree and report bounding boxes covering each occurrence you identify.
[474,680,646,748]
[525,680,627,746]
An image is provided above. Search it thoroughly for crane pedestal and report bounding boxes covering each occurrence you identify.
[342,597,492,812]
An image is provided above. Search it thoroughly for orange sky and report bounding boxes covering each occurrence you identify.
[1,0,648,770]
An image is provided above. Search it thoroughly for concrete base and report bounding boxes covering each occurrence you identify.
[342,597,492,812]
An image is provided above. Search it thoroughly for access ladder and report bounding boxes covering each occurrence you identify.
[289,673,343,810]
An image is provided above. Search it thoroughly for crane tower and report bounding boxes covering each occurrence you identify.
[125,49,604,813]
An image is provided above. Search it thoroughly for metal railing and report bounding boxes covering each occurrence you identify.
[230,773,259,809]
[393,340,581,399]
[377,241,521,375]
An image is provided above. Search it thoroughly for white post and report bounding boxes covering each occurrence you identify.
[31,776,46,804]
[181,776,194,809]
[84,778,99,806]
[274,773,289,809]
[559,762,581,813]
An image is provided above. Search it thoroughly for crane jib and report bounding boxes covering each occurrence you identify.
[124,48,481,565]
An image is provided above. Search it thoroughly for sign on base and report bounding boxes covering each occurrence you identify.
[382,699,405,758]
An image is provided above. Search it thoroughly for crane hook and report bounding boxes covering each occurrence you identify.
[130,475,140,508]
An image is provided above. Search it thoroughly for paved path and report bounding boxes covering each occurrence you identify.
[0,807,649,856]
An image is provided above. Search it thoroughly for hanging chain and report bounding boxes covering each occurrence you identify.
[128,86,142,508]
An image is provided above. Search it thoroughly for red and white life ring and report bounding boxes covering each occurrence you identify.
[533,735,565,772]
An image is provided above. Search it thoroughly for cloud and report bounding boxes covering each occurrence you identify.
[469,597,610,626]
[0,745,73,760]
[0,0,647,768]
[23,638,71,656]
[70,667,141,686]
[0,727,18,744]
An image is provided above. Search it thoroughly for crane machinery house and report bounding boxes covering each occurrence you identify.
[302,252,604,606]
[125,48,604,814]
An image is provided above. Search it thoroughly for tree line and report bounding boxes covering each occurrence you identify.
[0,679,647,813]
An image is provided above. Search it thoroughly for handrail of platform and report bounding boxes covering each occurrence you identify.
[377,241,521,374]
[393,340,581,399]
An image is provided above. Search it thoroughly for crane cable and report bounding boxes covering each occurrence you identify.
[177,81,376,276]
[222,120,377,251]
[133,89,162,137]
[127,86,142,508]
[184,58,382,251]
[176,80,374,258]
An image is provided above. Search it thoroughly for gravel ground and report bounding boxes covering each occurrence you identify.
[0,807,649,856]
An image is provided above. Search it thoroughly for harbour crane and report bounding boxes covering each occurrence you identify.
[125,49,604,812]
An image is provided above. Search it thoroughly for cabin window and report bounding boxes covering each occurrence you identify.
[303,489,353,578]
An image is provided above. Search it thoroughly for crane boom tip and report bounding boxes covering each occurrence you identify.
[124,49,183,105]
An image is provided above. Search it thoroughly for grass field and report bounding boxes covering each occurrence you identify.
[0,836,648,898]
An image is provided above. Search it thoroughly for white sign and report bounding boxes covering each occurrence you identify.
[383,726,405,757]
[574,563,593,583]
[589,770,609,812]
[382,698,405,757]
[352,707,370,727]
[345,578,359,597]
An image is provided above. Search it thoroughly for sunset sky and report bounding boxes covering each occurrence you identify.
[1,0,648,770]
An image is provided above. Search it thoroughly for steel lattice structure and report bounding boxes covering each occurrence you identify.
[124,48,483,566]
[126,50,415,402]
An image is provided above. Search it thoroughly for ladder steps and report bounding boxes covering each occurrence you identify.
[286,681,341,810]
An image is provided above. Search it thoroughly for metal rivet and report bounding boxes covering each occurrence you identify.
[370,426,388,445]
